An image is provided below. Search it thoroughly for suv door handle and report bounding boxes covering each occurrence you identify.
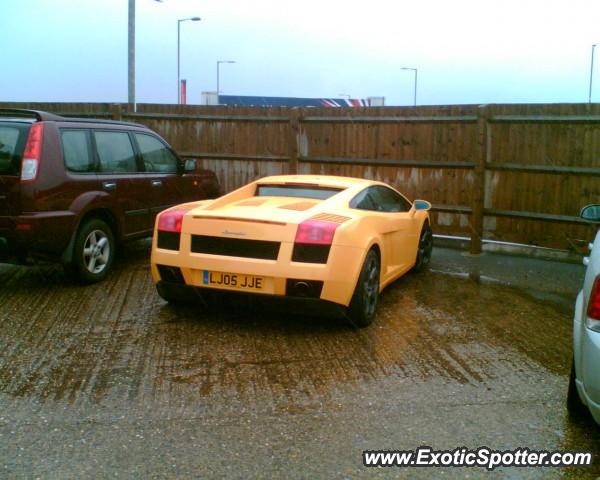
[102,181,116,191]
[151,180,163,187]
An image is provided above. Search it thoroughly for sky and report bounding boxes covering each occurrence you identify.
[2,0,600,106]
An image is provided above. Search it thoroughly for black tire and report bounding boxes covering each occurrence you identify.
[65,218,115,284]
[567,358,588,418]
[413,222,433,272]
[347,249,380,328]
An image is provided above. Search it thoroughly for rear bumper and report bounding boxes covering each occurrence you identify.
[573,291,600,424]
[0,211,76,264]
[579,327,600,424]
[150,234,366,307]
[156,280,347,318]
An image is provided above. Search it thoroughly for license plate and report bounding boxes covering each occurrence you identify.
[201,270,265,292]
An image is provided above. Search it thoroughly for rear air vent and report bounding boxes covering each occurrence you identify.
[236,199,267,206]
[157,231,180,250]
[191,235,280,260]
[292,244,331,264]
[310,213,351,224]
[278,201,318,211]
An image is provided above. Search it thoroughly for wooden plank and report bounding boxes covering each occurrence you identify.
[432,205,473,214]
[111,104,122,121]
[178,152,290,162]
[491,115,600,123]
[484,208,588,224]
[58,112,112,118]
[302,115,478,124]
[299,156,476,169]
[287,110,300,174]
[470,106,489,254]
[124,112,289,122]
[487,163,600,176]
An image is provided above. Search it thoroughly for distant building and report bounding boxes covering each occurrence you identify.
[200,92,385,107]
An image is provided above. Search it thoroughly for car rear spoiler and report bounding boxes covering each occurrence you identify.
[0,109,64,122]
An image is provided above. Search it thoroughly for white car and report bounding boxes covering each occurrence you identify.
[569,204,600,424]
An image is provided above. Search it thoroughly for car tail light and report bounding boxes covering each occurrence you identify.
[292,220,339,264]
[587,276,600,321]
[157,208,190,233]
[21,123,44,182]
[294,220,339,245]
[586,275,600,333]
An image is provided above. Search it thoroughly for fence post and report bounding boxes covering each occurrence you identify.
[111,103,122,121]
[470,105,489,254]
[287,109,300,174]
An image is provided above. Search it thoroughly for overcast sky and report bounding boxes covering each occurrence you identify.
[2,0,600,106]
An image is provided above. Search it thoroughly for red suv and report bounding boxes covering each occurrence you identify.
[0,109,220,282]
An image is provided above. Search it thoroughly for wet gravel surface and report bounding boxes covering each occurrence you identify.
[0,242,598,479]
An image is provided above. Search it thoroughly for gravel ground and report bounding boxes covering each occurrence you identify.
[0,242,597,479]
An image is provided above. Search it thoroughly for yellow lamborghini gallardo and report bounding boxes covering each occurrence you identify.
[150,175,432,326]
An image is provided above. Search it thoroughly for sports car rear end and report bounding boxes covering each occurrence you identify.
[150,178,366,308]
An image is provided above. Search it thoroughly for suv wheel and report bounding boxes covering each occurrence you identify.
[66,218,115,284]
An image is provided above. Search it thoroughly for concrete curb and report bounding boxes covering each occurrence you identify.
[433,234,584,265]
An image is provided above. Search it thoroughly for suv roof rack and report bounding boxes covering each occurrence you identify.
[0,108,145,128]
[57,117,146,128]
[0,108,65,121]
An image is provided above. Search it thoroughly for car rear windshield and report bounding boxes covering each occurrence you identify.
[0,124,28,176]
[255,184,343,200]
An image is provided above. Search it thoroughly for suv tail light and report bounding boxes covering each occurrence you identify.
[292,220,339,263]
[158,208,190,233]
[21,123,44,182]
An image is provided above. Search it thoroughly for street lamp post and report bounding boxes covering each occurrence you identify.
[217,60,236,98]
[128,0,135,106]
[401,67,418,106]
[128,0,163,108]
[177,16,201,104]
[590,44,597,104]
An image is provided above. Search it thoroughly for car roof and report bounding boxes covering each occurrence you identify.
[0,108,146,129]
[256,175,378,189]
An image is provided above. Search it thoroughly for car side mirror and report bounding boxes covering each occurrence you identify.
[413,199,432,211]
[581,204,600,222]
[184,159,197,173]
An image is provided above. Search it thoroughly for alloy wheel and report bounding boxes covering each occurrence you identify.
[83,229,110,274]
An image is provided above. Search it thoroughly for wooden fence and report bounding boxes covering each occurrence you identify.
[2,101,599,253]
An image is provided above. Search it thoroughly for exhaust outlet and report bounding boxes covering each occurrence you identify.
[293,281,310,297]
[285,279,324,299]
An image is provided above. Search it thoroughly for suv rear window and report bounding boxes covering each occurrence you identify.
[0,124,28,176]
[256,184,342,200]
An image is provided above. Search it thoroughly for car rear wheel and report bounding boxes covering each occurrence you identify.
[567,358,588,418]
[413,222,433,272]
[66,218,115,284]
[347,249,380,328]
